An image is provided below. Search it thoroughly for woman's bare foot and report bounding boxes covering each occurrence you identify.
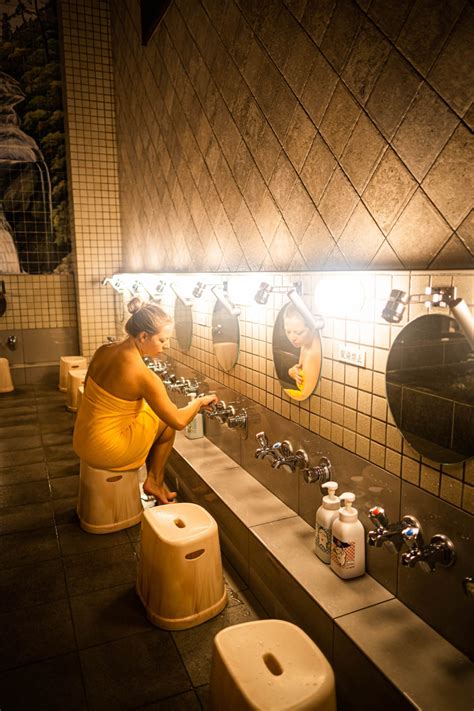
[143,478,177,505]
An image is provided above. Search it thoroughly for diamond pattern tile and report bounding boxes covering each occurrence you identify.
[392,84,459,181]
[340,112,385,193]
[300,134,337,205]
[422,124,474,229]
[299,211,336,268]
[342,18,391,104]
[283,104,317,171]
[320,81,361,158]
[300,48,338,127]
[319,168,359,238]
[363,149,417,234]
[387,189,453,268]
[338,202,385,268]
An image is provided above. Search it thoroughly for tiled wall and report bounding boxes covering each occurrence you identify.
[125,269,472,518]
[60,0,122,358]
[111,0,473,272]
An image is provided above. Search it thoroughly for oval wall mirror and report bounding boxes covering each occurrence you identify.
[272,303,322,401]
[211,299,239,371]
[386,313,473,464]
[174,296,193,352]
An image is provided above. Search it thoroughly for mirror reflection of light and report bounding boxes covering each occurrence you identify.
[314,276,365,318]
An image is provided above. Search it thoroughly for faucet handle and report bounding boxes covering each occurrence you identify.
[303,456,332,485]
[368,506,389,529]
[256,431,269,448]
[402,524,423,549]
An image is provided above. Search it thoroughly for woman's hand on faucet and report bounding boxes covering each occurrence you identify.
[197,393,219,410]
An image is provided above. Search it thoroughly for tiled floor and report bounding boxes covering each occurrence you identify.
[0,384,265,710]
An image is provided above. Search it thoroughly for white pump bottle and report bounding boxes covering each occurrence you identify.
[184,394,204,440]
[314,481,339,564]
[330,492,365,579]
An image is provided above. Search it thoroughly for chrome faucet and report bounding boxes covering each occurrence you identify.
[227,407,248,430]
[401,527,456,573]
[167,377,187,392]
[368,507,421,554]
[181,378,200,396]
[271,440,308,471]
[255,432,284,464]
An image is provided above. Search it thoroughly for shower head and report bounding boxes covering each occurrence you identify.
[254,282,272,305]
[193,281,206,298]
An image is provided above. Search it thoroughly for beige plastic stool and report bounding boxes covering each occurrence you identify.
[66,368,87,412]
[76,384,84,411]
[77,460,145,533]
[209,620,337,711]
[59,355,87,392]
[137,503,227,630]
[0,357,14,393]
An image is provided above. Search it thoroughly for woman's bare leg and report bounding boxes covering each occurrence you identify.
[143,422,177,504]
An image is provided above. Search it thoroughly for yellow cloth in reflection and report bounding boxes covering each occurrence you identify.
[285,367,305,399]
[73,377,159,471]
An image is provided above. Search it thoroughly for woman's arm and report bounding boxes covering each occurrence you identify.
[139,367,216,430]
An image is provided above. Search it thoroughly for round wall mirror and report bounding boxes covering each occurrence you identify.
[272,303,322,401]
[174,297,193,352]
[386,313,473,464]
[211,299,239,371]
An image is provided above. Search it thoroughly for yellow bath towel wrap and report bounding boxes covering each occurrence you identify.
[73,377,160,471]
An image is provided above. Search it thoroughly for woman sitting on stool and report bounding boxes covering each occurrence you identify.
[73,297,217,504]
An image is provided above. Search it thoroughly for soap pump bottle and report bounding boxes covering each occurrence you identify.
[184,394,204,440]
[314,481,340,564]
[330,492,365,579]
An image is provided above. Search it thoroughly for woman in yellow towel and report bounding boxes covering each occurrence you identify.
[73,298,217,505]
[283,304,321,401]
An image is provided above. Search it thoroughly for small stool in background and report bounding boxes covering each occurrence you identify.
[0,357,14,393]
[209,619,337,711]
[137,502,227,630]
[77,460,146,533]
[59,355,87,392]
[66,368,87,412]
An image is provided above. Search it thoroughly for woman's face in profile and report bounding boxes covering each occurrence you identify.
[147,322,173,355]
[284,315,313,349]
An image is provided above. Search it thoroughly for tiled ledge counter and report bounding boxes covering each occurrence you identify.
[166,432,474,711]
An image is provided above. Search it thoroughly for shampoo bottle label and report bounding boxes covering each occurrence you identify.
[315,523,331,556]
[331,536,355,569]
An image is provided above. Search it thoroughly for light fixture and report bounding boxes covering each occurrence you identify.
[382,286,474,350]
[101,275,133,298]
[193,279,240,316]
[254,281,324,331]
[314,275,365,317]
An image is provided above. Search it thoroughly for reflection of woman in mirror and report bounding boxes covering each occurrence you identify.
[283,304,321,400]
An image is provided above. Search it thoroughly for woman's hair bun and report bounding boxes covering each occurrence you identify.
[127,296,144,314]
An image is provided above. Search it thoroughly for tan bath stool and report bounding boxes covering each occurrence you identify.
[66,368,87,412]
[59,355,87,392]
[0,357,14,393]
[209,619,337,711]
[77,460,146,534]
[137,503,227,630]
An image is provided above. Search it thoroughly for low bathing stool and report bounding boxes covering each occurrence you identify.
[66,368,87,412]
[209,619,337,711]
[77,460,146,534]
[59,355,87,392]
[137,502,227,630]
[0,357,14,393]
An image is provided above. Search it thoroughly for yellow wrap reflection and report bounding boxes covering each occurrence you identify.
[73,377,159,471]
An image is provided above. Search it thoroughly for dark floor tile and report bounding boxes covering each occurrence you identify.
[0,434,42,453]
[0,599,76,671]
[50,474,79,499]
[44,443,78,462]
[0,500,54,534]
[0,446,45,468]
[0,479,51,509]
[0,460,48,486]
[71,583,152,649]
[196,684,210,711]
[53,495,79,525]
[0,404,37,418]
[172,588,266,686]
[0,651,86,711]
[137,690,203,710]
[64,542,137,596]
[79,629,191,710]
[42,431,75,447]
[0,558,67,613]
[0,526,60,569]
[57,522,131,556]
[48,459,80,478]
[0,413,39,428]
[40,419,75,434]
[0,423,40,439]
